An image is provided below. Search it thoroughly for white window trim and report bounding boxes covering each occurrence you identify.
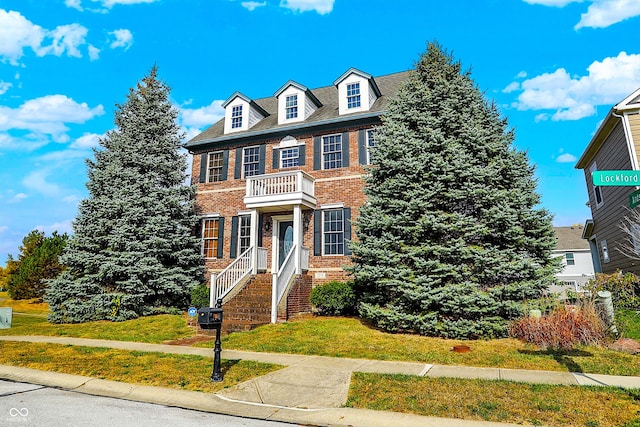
[322,208,345,256]
[280,146,300,169]
[321,133,343,170]
[366,129,375,165]
[589,162,604,209]
[238,214,251,256]
[206,151,224,183]
[201,215,221,259]
[242,145,261,179]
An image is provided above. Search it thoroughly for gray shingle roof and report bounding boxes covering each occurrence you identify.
[186,70,411,148]
[554,226,590,250]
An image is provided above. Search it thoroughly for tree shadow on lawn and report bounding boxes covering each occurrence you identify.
[517,348,593,373]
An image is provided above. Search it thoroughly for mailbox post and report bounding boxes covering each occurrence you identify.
[197,298,224,382]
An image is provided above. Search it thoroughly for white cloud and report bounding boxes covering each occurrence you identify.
[99,0,160,7]
[509,51,640,121]
[0,9,92,64]
[22,170,62,197]
[523,0,640,29]
[0,81,11,95]
[523,0,583,6]
[0,95,104,142]
[0,132,48,151]
[242,1,267,11]
[503,82,520,93]
[7,193,28,203]
[556,153,578,162]
[65,0,84,11]
[88,44,100,60]
[36,220,73,235]
[575,0,640,29]
[109,29,133,50]
[39,23,88,58]
[279,0,334,14]
[0,9,46,65]
[180,100,225,128]
[70,132,102,149]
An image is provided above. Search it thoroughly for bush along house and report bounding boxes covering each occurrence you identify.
[185,69,408,331]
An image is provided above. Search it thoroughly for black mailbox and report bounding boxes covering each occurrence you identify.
[197,307,223,330]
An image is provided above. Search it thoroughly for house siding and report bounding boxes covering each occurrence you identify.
[583,120,640,274]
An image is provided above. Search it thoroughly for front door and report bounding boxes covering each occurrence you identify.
[278,220,294,269]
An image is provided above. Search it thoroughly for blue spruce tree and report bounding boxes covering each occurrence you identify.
[46,66,204,323]
[350,42,559,339]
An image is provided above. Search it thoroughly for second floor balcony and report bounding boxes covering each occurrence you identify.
[244,170,316,211]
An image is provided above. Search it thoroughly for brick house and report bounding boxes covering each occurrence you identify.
[185,69,408,330]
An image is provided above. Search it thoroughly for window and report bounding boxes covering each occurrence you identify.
[243,146,260,178]
[207,151,224,183]
[322,134,342,169]
[238,215,251,255]
[589,163,604,208]
[280,147,300,168]
[323,209,344,255]
[366,129,375,164]
[285,95,298,119]
[346,83,361,109]
[231,105,243,129]
[202,218,220,258]
[565,252,575,266]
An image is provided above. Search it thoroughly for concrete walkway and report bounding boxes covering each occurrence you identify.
[1,335,639,426]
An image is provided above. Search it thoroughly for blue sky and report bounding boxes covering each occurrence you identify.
[1,0,639,262]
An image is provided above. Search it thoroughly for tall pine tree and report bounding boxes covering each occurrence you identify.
[46,66,204,323]
[350,42,559,339]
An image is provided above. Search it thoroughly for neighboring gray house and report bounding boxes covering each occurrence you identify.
[550,225,595,296]
[576,88,640,275]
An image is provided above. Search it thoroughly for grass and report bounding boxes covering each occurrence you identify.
[346,372,640,427]
[220,315,640,376]
[0,340,281,392]
[619,308,640,340]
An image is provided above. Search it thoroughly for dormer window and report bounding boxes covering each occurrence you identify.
[222,92,268,134]
[347,83,361,109]
[275,81,322,125]
[231,105,243,129]
[286,95,298,119]
[334,68,382,115]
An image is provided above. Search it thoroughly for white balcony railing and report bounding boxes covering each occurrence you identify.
[245,171,316,209]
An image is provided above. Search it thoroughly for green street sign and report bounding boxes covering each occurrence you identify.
[592,170,640,186]
[631,189,640,208]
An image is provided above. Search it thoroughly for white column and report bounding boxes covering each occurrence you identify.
[250,209,258,273]
[293,205,302,274]
[209,272,217,308]
[271,218,278,324]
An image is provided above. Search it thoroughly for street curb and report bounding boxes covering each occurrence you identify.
[0,365,520,427]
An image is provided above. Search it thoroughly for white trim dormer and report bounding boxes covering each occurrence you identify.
[334,68,382,116]
[274,81,322,125]
[222,92,268,134]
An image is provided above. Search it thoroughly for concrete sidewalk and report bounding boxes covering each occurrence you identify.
[1,335,639,426]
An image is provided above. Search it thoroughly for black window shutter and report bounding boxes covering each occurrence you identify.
[230,216,239,259]
[221,150,229,181]
[199,153,208,183]
[258,214,264,247]
[343,208,352,255]
[313,136,321,170]
[216,217,225,259]
[272,148,280,169]
[258,144,266,174]
[358,130,367,165]
[313,210,322,256]
[298,144,306,166]
[234,147,242,179]
[341,132,350,167]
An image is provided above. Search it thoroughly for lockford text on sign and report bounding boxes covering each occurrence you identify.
[592,170,640,186]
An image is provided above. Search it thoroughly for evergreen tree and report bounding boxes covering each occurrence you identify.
[349,42,559,339]
[46,66,204,323]
[6,230,68,300]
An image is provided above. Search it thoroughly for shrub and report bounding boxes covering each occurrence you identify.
[310,281,356,316]
[584,272,640,310]
[190,283,210,308]
[509,301,609,351]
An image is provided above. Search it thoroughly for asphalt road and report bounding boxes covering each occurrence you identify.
[0,379,297,427]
